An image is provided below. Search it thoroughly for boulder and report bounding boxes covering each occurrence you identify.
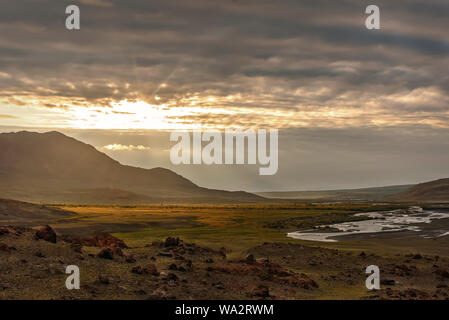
[83,232,127,249]
[144,264,159,276]
[245,254,255,265]
[35,225,57,243]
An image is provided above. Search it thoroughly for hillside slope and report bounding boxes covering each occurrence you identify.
[0,198,75,224]
[387,178,449,202]
[256,185,413,201]
[0,131,264,204]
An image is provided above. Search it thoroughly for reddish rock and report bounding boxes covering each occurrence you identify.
[111,247,123,257]
[0,227,10,235]
[0,243,10,253]
[83,232,127,249]
[35,225,57,243]
[144,264,160,276]
[283,274,318,289]
[252,285,269,298]
[124,252,136,263]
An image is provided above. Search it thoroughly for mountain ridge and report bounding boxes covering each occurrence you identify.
[0,131,265,204]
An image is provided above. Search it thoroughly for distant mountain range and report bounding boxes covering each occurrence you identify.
[256,185,414,201]
[0,131,265,204]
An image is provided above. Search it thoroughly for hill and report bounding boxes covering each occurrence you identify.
[386,178,449,202]
[0,131,265,204]
[0,198,75,225]
[256,184,413,201]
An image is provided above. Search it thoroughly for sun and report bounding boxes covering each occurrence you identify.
[67,100,187,130]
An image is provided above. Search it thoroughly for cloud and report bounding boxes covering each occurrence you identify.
[100,144,151,151]
[0,0,447,130]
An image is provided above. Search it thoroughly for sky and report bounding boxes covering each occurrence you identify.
[0,0,449,191]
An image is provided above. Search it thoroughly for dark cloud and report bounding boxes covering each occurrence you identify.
[0,0,447,110]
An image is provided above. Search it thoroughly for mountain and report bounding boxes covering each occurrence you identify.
[386,178,449,202]
[0,131,265,204]
[256,184,413,201]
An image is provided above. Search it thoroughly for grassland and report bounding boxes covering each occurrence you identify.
[46,202,412,257]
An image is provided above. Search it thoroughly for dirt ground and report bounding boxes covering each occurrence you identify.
[1,225,449,300]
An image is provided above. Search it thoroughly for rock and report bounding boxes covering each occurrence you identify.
[205,258,214,264]
[168,263,178,271]
[245,254,255,265]
[256,258,270,264]
[132,266,144,275]
[413,254,423,260]
[436,283,448,289]
[158,251,173,257]
[111,247,123,257]
[359,252,366,257]
[98,275,110,284]
[144,264,159,276]
[167,273,178,281]
[70,243,83,253]
[0,227,10,235]
[97,248,114,260]
[381,279,395,286]
[219,247,227,258]
[0,243,10,253]
[147,289,167,300]
[164,237,181,247]
[35,225,57,243]
[434,269,449,278]
[252,285,269,298]
[124,253,136,263]
[83,232,127,249]
[283,274,318,289]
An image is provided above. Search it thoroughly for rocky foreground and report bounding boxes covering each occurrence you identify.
[0,225,449,300]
